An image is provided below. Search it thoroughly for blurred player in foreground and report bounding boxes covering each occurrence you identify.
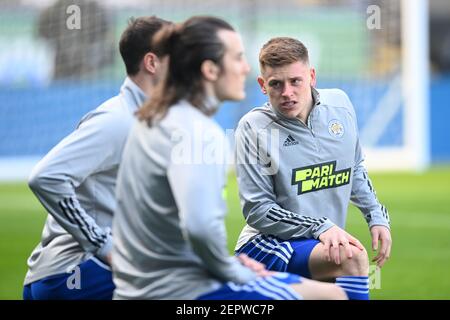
[234,37,392,300]
[111,16,346,300]
[23,16,170,300]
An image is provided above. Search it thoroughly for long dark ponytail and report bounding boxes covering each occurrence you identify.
[137,16,234,125]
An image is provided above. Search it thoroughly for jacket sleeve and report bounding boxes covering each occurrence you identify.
[167,140,257,284]
[341,90,391,229]
[350,138,391,229]
[235,121,335,240]
[28,110,127,261]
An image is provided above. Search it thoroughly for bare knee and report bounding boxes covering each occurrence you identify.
[340,245,369,276]
[309,243,369,280]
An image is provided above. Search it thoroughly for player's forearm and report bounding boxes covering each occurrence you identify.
[360,204,390,229]
[245,201,335,240]
[351,166,390,229]
[28,173,112,259]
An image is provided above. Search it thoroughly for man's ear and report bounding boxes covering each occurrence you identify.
[257,76,267,94]
[143,52,158,74]
[201,60,220,81]
[310,67,316,87]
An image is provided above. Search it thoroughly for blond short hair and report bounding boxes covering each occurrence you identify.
[259,37,309,73]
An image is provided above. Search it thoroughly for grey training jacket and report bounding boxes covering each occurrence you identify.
[235,88,390,250]
[112,100,256,300]
[24,78,146,285]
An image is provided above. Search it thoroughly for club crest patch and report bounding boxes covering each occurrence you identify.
[328,119,344,138]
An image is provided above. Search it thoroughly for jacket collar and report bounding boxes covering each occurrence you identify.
[120,77,148,112]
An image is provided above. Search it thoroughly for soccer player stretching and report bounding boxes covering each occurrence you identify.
[111,17,346,300]
[235,37,391,300]
[23,17,170,300]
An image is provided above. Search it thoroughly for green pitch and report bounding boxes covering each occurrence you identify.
[1,167,450,299]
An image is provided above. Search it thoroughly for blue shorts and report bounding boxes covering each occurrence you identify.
[23,257,115,300]
[236,235,320,278]
[197,272,302,300]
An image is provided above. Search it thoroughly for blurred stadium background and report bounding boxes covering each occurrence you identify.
[0,0,449,299]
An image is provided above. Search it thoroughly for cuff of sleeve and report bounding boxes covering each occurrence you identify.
[312,219,335,239]
[368,220,390,230]
[95,235,113,262]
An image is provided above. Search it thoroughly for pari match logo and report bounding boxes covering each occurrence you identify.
[291,161,351,195]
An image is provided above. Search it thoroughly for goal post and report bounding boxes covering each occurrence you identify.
[364,0,430,171]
